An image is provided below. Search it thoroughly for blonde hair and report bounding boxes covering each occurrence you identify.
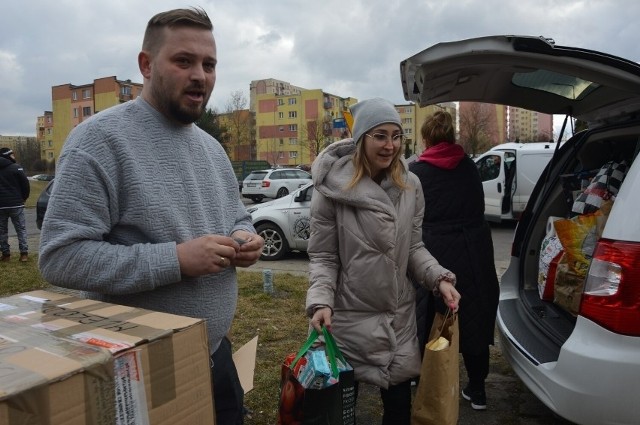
[347,139,408,189]
[421,110,455,147]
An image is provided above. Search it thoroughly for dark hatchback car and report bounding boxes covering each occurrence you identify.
[36,180,54,229]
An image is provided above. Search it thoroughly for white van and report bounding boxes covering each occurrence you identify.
[475,142,558,222]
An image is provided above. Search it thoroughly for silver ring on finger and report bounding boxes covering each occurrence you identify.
[220,256,227,267]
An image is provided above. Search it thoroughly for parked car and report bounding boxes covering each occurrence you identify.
[36,179,54,229]
[401,35,640,425]
[241,168,311,203]
[248,182,312,260]
[29,174,55,181]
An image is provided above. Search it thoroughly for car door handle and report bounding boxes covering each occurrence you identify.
[497,182,502,193]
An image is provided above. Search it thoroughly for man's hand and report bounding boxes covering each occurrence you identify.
[229,230,264,268]
[176,235,240,277]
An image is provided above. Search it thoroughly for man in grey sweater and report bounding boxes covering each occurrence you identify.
[38,8,263,424]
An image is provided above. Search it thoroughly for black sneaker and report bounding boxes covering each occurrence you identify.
[462,385,487,410]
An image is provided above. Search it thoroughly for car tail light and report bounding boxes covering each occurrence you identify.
[262,181,271,188]
[581,239,640,336]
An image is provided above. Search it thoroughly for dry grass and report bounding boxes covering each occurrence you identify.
[25,179,49,208]
[231,271,312,423]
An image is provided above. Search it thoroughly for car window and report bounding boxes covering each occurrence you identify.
[295,170,311,179]
[279,170,293,179]
[477,155,502,181]
[246,171,267,180]
[270,171,284,180]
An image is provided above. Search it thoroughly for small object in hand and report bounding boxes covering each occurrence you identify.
[233,236,248,245]
[426,336,450,351]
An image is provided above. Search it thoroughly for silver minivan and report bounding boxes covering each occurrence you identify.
[401,35,640,425]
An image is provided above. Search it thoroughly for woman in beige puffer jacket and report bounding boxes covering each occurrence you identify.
[306,98,460,425]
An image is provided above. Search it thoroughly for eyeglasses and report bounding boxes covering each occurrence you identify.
[365,132,405,145]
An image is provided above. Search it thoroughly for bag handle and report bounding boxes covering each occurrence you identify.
[290,326,339,379]
[433,308,454,340]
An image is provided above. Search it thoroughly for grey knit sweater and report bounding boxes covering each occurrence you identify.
[38,97,255,352]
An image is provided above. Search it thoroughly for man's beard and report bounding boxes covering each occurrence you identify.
[152,78,210,125]
[168,99,206,124]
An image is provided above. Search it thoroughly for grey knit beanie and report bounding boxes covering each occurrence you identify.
[350,98,402,144]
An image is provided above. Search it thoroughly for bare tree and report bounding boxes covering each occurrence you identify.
[13,138,42,174]
[459,103,495,155]
[299,117,331,160]
[224,91,252,160]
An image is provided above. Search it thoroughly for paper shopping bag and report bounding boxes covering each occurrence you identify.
[411,310,459,425]
[277,327,355,425]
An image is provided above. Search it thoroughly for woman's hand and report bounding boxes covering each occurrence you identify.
[310,306,332,332]
[438,280,461,312]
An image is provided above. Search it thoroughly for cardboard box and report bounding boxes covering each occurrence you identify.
[0,290,215,425]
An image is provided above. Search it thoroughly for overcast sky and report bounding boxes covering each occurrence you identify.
[1,0,638,136]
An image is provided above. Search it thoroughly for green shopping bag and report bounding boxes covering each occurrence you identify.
[277,326,355,425]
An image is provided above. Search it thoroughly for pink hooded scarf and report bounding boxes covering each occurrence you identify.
[417,142,466,170]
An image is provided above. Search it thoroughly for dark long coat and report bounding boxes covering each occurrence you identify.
[409,155,500,355]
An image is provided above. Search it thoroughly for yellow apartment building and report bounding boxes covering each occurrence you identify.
[250,78,357,167]
[48,76,142,162]
[399,102,457,157]
[0,136,37,154]
[36,111,54,161]
[508,106,554,142]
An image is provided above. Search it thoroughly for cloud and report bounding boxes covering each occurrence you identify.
[1,0,639,135]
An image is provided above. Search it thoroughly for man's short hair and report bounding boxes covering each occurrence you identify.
[142,7,213,54]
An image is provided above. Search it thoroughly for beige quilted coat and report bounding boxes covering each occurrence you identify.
[306,139,454,388]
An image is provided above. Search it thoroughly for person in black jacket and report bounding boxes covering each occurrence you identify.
[409,111,499,411]
[0,148,30,262]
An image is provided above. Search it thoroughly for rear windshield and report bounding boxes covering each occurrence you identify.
[512,70,599,100]
[246,171,268,180]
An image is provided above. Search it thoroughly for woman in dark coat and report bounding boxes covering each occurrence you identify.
[409,110,499,411]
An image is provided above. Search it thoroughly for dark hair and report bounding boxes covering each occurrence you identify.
[421,110,455,147]
[142,8,213,54]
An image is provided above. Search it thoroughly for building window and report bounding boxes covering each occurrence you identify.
[73,108,79,118]
[289,151,298,158]
[83,106,92,117]
[279,139,284,145]
[72,91,77,100]
[278,98,284,106]
[402,117,412,124]
[121,86,132,95]
[289,138,298,145]
[278,112,284,119]
[47,116,52,123]
[289,124,298,131]
[288,111,297,118]
[48,141,53,147]
[82,89,91,99]
[405,128,412,135]
[288,98,297,105]
[47,128,52,135]
[278,152,284,158]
